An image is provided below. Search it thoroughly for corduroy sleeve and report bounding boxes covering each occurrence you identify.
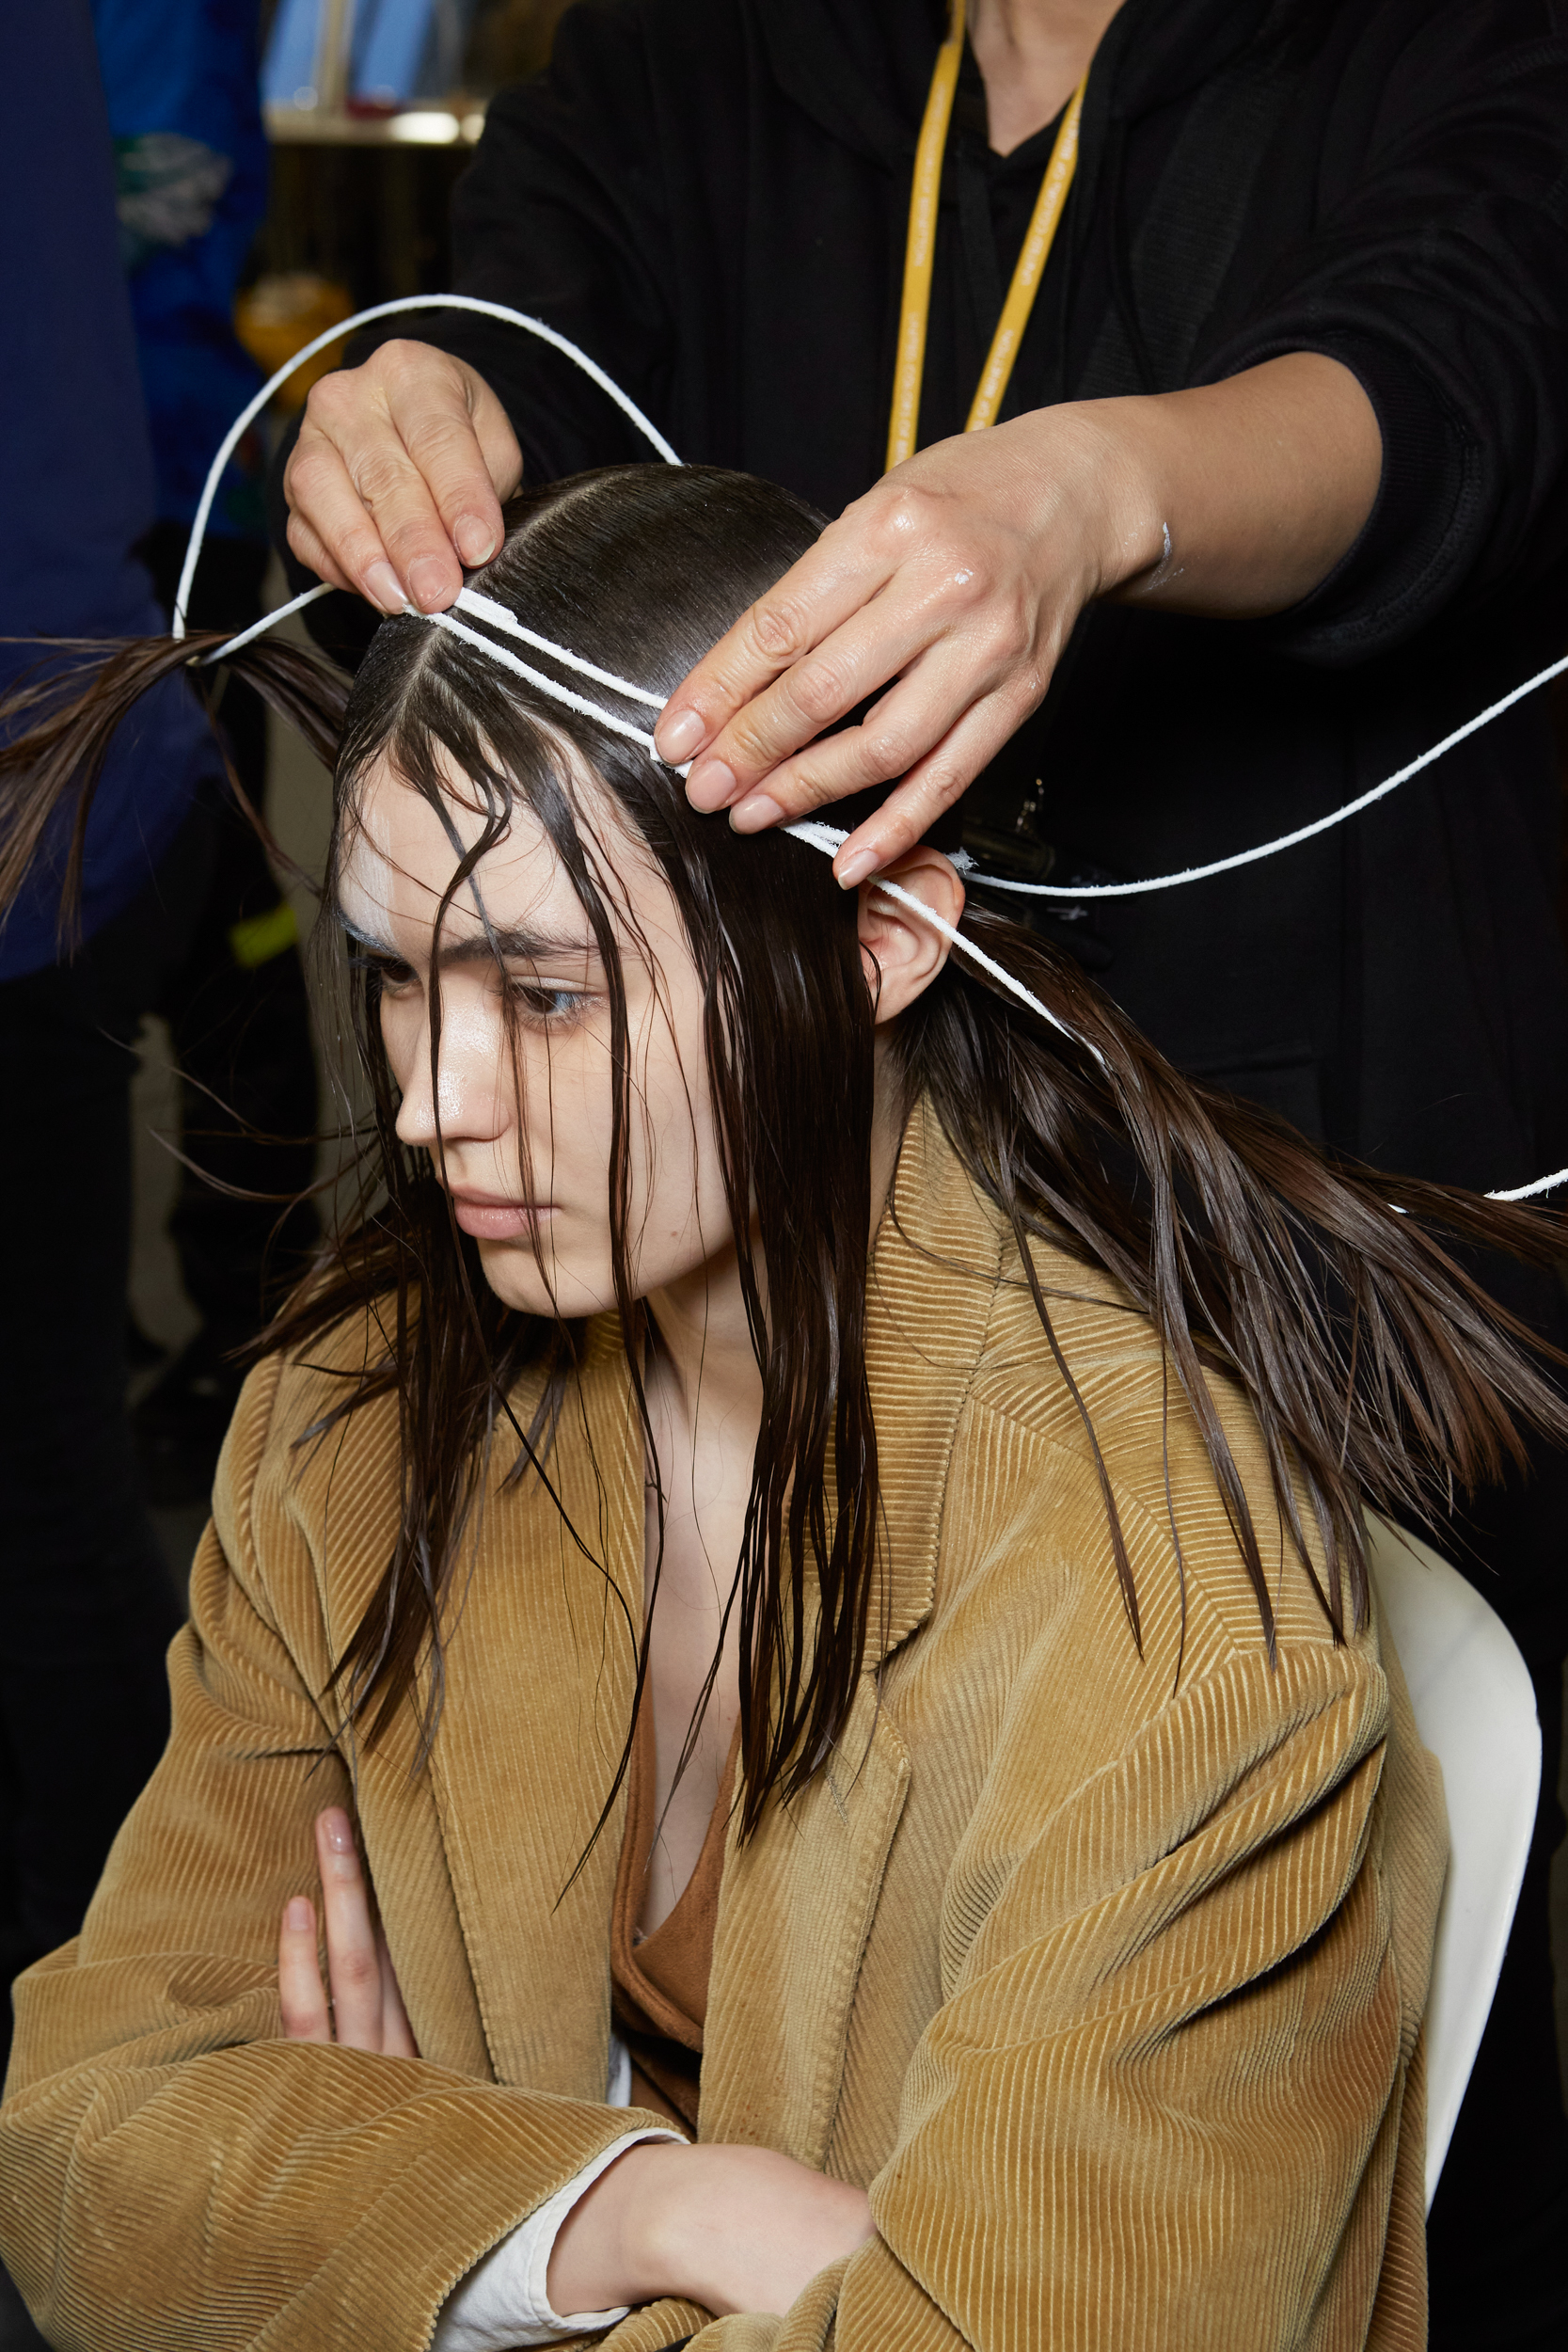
[730,1632,1419,2351]
[0,1361,673,2352]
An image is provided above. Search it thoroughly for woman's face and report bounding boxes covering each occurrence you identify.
[335,748,734,1319]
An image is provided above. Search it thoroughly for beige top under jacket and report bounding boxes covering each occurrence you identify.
[0,1108,1447,2352]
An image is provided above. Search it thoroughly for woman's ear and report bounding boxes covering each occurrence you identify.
[857,847,966,1025]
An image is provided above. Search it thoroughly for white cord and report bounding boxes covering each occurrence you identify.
[173,293,681,641]
[972,652,1568,899]
[173,298,1568,1206]
[195,580,332,664]
[419,606,689,766]
[453,588,668,708]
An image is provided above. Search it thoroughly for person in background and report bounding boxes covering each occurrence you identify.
[272,1,1568,2342]
[0,0,220,2065]
[91,0,320,1506]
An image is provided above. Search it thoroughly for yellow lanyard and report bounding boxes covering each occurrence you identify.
[886,2,1086,472]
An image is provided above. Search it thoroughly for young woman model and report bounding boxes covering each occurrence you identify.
[0,464,1563,2352]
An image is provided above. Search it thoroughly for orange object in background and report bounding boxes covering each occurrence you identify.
[234,272,355,406]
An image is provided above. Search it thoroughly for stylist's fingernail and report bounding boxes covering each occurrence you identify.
[364,561,404,613]
[686,759,737,814]
[658,707,705,762]
[729,793,784,835]
[318,1810,355,1854]
[284,1897,313,1934]
[454,514,497,567]
[835,849,878,891]
[406,555,453,612]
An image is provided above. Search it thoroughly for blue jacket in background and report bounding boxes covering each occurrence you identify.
[0,0,226,979]
[90,0,269,539]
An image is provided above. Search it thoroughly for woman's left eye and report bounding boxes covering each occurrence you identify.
[510,980,591,1025]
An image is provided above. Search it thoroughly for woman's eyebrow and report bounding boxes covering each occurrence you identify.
[333,905,398,954]
[331,902,596,967]
[435,924,598,969]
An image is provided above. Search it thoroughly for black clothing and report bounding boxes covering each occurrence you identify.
[0,772,318,2035]
[271,0,1568,2339]
[282,0,1568,1192]
[132,528,320,1504]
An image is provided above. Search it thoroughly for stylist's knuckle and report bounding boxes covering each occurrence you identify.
[788,653,855,725]
[747,596,813,664]
[875,484,938,547]
[724,710,779,770]
[285,436,337,503]
[349,446,410,511]
[306,370,360,435]
[373,338,444,394]
[863,716,918,775]
[404,410,487,485]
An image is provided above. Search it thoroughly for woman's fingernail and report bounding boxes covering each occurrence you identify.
[835,848,879,890]
[657,707,705,761]
[319,1810,354,1854]
[686,759,738,814]
[454,515,497,567]
[729,792,784,835]
[364,561,404,613]
[284,1897,313,1934]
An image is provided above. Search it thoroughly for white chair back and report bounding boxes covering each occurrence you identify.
[1365,1514,1542,2211]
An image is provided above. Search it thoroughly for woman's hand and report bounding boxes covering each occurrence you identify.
[653,353,1381,884]
[283,341,522,618]
[546,2138,875,2320]
[277,1806,419,2058]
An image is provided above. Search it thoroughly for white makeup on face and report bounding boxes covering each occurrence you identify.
[336,748,734,1321]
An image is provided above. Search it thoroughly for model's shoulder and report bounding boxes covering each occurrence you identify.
[972,1232,1164,1427]
[213,1305,404,1556]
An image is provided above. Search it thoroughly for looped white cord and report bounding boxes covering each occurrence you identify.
[970,651,1568,900]
[175,292,682,644]
[171,297,1568,1203]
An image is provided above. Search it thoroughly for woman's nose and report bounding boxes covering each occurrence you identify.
[391,991,509,1152]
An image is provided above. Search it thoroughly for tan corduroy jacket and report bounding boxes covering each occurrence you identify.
[0,1110,1446,2352]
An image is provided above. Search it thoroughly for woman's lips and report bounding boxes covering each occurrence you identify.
[448,1192,553,1240]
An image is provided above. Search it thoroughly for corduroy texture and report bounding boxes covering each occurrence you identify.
[0,1108,1444,2350]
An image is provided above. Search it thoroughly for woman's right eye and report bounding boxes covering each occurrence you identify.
[350,950,417,992]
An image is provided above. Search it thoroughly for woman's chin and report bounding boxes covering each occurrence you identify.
[474,1233,613,1321]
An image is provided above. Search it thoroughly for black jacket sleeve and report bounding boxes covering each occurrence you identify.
[1202,0,1568,661]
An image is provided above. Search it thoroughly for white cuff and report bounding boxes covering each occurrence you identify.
[432,2040,682,2351]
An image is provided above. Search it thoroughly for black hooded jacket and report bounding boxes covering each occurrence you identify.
[280,0,1568,1192]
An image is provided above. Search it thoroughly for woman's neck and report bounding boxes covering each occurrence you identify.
[967,0,1125,153]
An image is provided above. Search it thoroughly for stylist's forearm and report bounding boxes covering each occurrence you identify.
[1096,352,1382,616]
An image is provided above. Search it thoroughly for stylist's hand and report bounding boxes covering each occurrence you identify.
[654,407,1143,888]
[277,1805,419,2057]
[283,342,522,619]
[653,354,1381,885]
[546,2137,875,2320]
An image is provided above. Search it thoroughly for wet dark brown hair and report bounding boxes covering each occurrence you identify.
[5,461,1566,1839]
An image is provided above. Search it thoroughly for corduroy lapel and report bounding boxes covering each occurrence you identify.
[701,1107,1005,2160]
[425,1327,645,2096]
[863,1103,1008,1664]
